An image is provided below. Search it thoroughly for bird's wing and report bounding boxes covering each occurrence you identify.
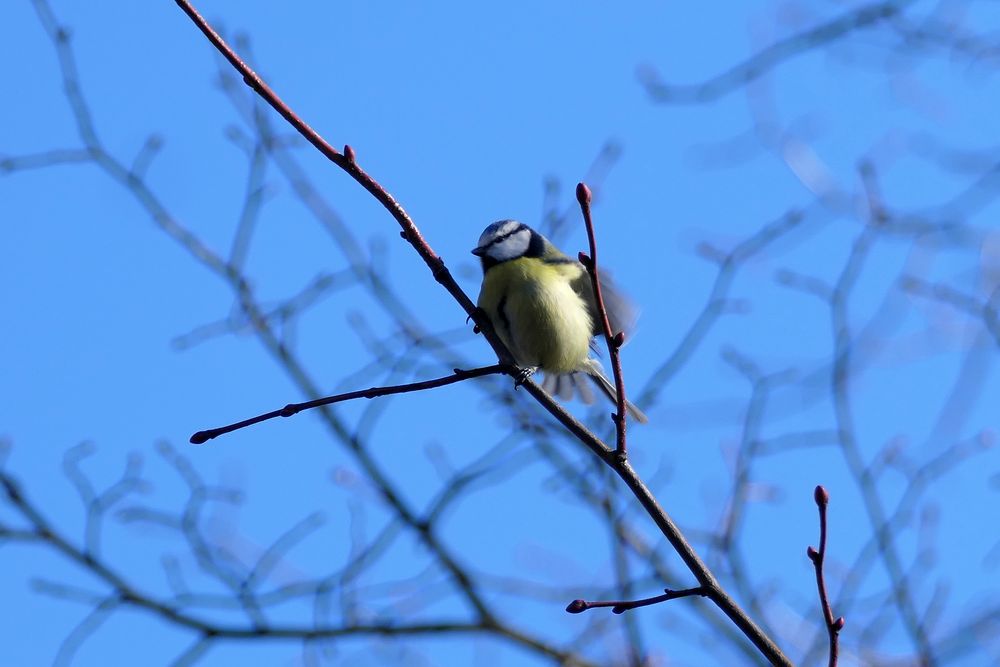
[571,267,639,341]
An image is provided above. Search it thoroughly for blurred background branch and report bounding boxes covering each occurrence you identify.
[2,0,998,665]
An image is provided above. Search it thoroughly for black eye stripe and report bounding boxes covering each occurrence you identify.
[489,226,525,246]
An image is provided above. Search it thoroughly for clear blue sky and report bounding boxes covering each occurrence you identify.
[2,1,998,665]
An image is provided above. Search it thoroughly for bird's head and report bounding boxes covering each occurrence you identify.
[472,220,542,270]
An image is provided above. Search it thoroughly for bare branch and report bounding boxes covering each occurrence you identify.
[169,3,794,663]
[190,364,509,444]
[171,0,507,360]
[576,182,632,455]
[807,486,844,667]
[0,148,92,173]
[638,0,917,104]
[567,586,710,615]
[0,465,601,667]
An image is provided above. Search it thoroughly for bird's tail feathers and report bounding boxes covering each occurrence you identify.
[541,359,648,424]
[541,372,595,404]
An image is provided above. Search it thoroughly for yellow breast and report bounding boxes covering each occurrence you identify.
[478,258,593,373]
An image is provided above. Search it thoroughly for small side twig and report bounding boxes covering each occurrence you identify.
[190,365,508,444]
[171,5,793,663]
[566,586,709,615]
[575,182,630,456]
[808,485,845,667]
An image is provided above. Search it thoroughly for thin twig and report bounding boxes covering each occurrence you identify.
[808,485,844,667]
[566,586,709,615]
[170,4,792,663]
[190,365,508,444]
[575,182,630,456]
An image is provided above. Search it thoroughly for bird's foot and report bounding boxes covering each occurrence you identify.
[467,307,487,334]
[513,366,537,389]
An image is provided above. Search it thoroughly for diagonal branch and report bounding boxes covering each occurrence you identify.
[170,3,792,664]
[639,0,917,104]
[171,0,507,362]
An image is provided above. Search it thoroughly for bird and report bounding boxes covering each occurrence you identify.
[472,219,648,423]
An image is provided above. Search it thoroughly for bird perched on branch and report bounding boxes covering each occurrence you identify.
[473,220,648,423]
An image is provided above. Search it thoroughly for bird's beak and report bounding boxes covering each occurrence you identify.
[471,246,487,257]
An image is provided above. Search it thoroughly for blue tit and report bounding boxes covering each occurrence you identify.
[472,220,648,423]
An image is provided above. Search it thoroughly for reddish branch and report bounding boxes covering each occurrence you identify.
[172,0,507,361]
[575,182,630,456]
[566,586,709,615]
[171,3,792,664]
[190,365,508,444]
[808,485,844,667]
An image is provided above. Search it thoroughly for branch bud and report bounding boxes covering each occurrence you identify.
[578,252,592,268]
[565,599,589,614]
[833,616,845,632]
[344,144,356,164]
[807,546,819,563]
[612,331,625,348]
[814,485,829,507]
[575,182,592,206]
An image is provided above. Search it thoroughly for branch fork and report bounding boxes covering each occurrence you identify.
[171,2,793,664]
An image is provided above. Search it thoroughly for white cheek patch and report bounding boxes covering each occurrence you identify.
[489,230,531,261]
